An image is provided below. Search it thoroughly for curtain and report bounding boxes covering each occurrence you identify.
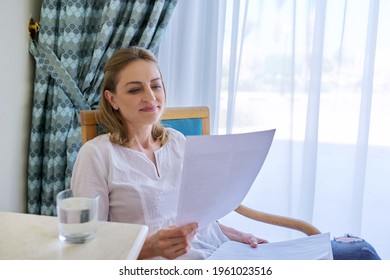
[27,0,178,216]
[157,0,226,132]
[159,0,390,259]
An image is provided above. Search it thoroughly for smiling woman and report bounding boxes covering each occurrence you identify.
[98,48,168,148]
[104,60,165,128]
[71,46,269,260]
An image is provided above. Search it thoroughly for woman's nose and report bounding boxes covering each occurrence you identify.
[143,87,157,103]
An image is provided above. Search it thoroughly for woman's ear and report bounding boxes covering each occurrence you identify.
[104,90,119,110]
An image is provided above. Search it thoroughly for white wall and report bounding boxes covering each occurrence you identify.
[0,0,42,212]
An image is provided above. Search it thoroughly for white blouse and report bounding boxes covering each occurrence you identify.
[71,128,228,259]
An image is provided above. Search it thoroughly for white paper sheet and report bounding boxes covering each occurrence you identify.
[207,233,333,260]
[176,129,276,229]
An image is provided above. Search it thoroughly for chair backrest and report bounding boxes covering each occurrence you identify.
[80,106,210,144]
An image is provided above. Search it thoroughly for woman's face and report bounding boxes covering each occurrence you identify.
[104,59,165,129]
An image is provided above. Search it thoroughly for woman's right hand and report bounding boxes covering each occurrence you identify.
[138,223,198,260]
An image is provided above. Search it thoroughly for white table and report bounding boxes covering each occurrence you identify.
[0,211,148,260]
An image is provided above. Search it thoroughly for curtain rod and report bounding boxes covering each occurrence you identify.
[28,17,40,40]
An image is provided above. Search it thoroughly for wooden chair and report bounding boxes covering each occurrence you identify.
[80,106,321,236]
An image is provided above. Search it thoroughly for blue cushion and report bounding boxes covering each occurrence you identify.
[161,118,203,136]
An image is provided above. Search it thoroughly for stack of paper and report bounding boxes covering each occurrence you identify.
[207,233,333,260]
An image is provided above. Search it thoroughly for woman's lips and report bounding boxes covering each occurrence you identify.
[140,105,159,112]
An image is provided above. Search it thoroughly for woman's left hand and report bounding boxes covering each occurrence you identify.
[218,223,268,248]
[239,232,268,248]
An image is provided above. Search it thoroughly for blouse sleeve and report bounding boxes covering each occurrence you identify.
[70,141,110,221]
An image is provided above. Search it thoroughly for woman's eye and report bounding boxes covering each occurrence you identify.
[128,88,141,94]
[152,84,162,90]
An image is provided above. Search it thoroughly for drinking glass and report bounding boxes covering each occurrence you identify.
[56,189,99,244]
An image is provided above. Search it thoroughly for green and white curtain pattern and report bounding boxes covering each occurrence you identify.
[28,0,178,215]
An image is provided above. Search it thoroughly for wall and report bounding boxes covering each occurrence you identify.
[0,0,42,212]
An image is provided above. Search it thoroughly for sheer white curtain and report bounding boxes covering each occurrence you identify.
[157,0,226,131]
[159,0,390,259]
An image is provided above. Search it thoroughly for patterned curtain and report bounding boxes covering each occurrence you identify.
[27,0,178,215]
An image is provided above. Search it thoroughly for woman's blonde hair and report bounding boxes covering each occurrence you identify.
[98,46,169,146]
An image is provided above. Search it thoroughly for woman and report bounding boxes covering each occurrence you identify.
[71,46,267,260]
[71,46,380,260]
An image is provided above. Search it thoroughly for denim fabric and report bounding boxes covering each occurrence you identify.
[331,235,381,260]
